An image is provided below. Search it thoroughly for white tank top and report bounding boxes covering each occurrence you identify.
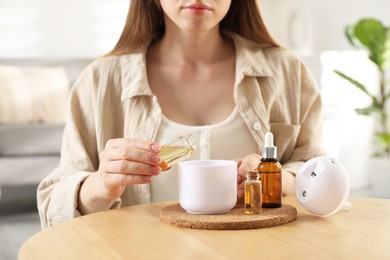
[151,106,258,202]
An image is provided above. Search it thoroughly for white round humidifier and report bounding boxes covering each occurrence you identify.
[295,156,351,216]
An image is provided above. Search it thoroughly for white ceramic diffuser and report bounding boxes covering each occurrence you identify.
[295,156,351,216]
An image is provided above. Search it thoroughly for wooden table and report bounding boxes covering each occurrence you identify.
[19,196,390,259]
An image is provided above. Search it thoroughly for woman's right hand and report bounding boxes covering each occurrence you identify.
[78,138,161,215]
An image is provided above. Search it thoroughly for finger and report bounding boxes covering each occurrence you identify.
[240,154,261,172]
[104,172,154,187]
[237,174,243,184]
[101,160,161,176]
[237,181,245,197]
[237,167,246,184]
[235,158,243,169]
[105,138,160,153]
[237,154,261,182]
[237,183,245,205]
[235,159,243,184]
[237,187,245,200]
[103,147,161,166]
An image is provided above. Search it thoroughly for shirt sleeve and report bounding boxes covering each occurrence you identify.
[37,65,121,229]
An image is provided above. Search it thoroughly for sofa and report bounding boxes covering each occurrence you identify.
[0,59,91,203]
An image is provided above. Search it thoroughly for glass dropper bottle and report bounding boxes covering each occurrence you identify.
[159,135,198,171]
[258,132,282,208]
[245,170,262,214]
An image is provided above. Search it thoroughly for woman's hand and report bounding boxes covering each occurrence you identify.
[236,154,261,205]
[282,170,295,196]
[78,138,161,215]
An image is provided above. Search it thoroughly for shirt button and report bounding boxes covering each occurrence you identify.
[253,123,261,131]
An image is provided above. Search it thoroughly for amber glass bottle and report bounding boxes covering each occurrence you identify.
[258,132,282,208]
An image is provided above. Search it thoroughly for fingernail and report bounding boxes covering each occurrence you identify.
[237,188,244,199]
[150,166,161,175]
[152,155,160,164]
[151,143,160,152]
[143,175,152,182]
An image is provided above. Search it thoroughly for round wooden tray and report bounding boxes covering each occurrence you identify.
[159,203,297,230]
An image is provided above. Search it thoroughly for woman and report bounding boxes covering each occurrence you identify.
[38,0,325,228]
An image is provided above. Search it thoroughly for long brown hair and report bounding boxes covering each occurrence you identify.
[108,0,280,56]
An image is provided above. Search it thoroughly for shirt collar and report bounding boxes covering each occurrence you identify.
[222,31,273,78]
[120,49,153,101]
[120,32,273,100]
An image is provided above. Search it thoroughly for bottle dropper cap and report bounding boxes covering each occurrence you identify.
[263,132,277,159]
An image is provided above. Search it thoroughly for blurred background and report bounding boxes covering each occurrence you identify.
[1,0,390,259]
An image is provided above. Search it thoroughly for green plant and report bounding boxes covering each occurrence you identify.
[334,18,390,158]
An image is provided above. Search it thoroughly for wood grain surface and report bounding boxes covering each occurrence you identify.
[19,196,390,259]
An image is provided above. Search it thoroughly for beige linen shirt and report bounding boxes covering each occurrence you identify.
[37,32,325,228]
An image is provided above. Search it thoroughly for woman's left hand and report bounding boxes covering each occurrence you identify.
[235,154,261,204]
